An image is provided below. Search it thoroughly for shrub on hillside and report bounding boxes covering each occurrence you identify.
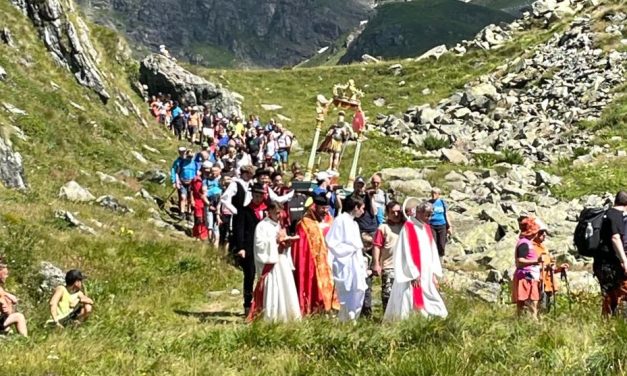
[423,135,451,151]
[501,147,524,165]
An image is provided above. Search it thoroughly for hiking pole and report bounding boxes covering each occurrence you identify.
[549,266,557,316]
[561,269,573,311]
[159,187,177,210]
[539,259,545,312]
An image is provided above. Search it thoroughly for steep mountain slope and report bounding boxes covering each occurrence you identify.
[75,0,372,68]
[340,0,514,64]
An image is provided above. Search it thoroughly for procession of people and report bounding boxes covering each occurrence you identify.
[153,93,627,325]
[4,93,626,340]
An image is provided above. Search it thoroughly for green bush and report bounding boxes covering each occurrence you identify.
[501,147,524,165]
[573,146,590,158]
[474,153,499,167]
[423,135,451,151]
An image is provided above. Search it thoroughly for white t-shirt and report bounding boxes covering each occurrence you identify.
[266,140,277,158]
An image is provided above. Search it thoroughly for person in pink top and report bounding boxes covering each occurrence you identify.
[512,217,543,319]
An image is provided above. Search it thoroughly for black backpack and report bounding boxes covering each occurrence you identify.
[574,208,607,257]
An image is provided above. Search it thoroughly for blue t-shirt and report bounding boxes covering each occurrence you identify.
[218,135,230,148]
[171,106,182,119]
[203,177,222,200]
[171,157,198,183]
[430,198,447,226]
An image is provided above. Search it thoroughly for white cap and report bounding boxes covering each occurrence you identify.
[326,169,339,178]
[201,161,213,170]
[316,171,329,181]
[178,146,187,152]
[535,218,549,232]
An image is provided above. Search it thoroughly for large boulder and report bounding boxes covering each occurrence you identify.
[59,181,95,202]
[466,280,502,303]
[389,179,432,196]
[454,220,500,253]
[140,54,242,116]
[461,82,499,112]
[441,148,469,165]
[379,167,425,182]
[0,137,27,189]
[39,261,65,294]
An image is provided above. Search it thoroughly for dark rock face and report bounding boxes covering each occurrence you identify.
[139,54,242,114]
[10,0,110,102]
[75,0,371,67]
[340,0,514,64]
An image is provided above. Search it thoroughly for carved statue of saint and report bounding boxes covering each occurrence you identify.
[317,111,354,171]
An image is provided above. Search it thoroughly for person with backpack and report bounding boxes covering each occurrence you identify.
[592,191,627,317]
[171,147,200,221]
[204,166,223,246]
[429,188,452,258]
[170,101,185,140]
[275,124,293,172]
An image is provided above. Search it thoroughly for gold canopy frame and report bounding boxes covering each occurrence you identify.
[305,80,366,189]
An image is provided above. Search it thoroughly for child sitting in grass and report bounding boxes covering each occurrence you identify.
[0,259,28,337]
[49,269,94,327]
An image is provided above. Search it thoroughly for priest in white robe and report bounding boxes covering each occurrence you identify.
[384,199,447,321]
[326,196,368,322]
[247,202,301,322]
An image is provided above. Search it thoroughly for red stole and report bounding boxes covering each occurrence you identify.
[249,200,268,221]
[404,221,435,311]
[247,264,275,322]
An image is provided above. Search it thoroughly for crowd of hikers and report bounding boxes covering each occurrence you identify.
[4,95,627,337]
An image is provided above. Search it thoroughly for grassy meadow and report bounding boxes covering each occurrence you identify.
[0,0,627,374]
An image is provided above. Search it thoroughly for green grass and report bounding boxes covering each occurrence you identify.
[1,0,627,374]
[423,134,451,151]
[184,12,571,184]
[339,0,514,63]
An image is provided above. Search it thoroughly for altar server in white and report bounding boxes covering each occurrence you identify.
[247,201,301,322]
[326,195,368,322]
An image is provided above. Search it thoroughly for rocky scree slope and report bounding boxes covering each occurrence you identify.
[374,1,627,168]
[75,0,372,68]
[364,0,627,300]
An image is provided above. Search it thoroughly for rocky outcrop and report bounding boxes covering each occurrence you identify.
[39,261,65,293]
[0,137,27,189]
[11,0,110,102]
[140,54,242,115]
[76,0,371,68]
[55,210,97,235]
